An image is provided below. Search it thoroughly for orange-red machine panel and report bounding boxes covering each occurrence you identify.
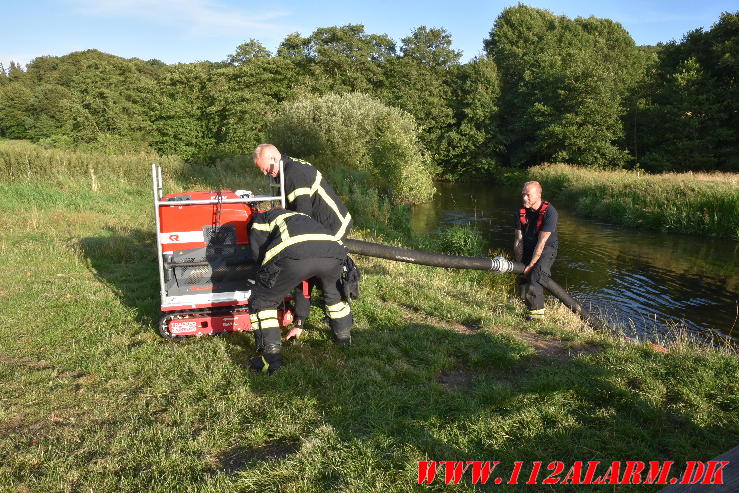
[159,190,253,252]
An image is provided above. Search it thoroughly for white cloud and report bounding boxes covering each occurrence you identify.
[68,0,291,37]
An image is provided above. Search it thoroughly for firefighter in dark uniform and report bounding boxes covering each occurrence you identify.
[514,181,558,320]
[253,144,353,331]
[247,209,353,374]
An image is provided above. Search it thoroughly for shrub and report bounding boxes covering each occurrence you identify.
[324,166,412,239]
[268,92,435,204]
[426,224,485,257]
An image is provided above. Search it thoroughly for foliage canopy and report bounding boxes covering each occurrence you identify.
[0,9,736,173]
[269,92,435,204]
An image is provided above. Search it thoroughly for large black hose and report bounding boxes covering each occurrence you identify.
[345,239,602,328]
[345,239,524,273]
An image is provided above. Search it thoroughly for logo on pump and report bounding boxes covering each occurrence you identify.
[161,231,205,244]
[170,321,197,334]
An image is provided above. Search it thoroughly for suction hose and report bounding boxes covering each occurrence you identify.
[345,239,601,328]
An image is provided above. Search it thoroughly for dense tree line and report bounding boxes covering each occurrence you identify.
[629,12,739,171]
[0,5,736,174]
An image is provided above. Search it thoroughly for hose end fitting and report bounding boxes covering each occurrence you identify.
[490,256,515,273]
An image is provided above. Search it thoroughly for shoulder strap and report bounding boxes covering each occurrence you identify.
[536,201,550,231]
[519,207,527,227]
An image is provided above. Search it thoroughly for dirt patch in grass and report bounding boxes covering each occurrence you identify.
[397,304,480,334]
[1,406,87,437]
[212,438,301,473]
[437,369,473,391]
[0,355,90,382]
[1,412,35,434]
[1,412,58,437]
[0,355,54,371]
[515,331,602,362]
[396,306,601,362]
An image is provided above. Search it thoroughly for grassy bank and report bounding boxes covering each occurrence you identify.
[1,142,738,492]
[529,163,739,239]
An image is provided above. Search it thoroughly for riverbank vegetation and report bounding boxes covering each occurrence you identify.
[530,164,739,239]
[1,7,737,177]
[1,143,738,491]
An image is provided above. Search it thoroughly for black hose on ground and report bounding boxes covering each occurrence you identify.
[345,239,524,273]
[345,238,603,329]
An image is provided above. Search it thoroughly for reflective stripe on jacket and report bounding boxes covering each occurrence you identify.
[249,209,346,266]
[281,156,352,241]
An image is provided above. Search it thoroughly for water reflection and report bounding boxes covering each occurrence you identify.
[412,182,739,340]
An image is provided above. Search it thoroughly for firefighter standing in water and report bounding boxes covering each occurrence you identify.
[514,181,559,320]
[252,144,353,338]
[247,209,353,375]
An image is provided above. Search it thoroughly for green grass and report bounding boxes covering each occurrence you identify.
[529,163,739,239]
[1,141,737,491]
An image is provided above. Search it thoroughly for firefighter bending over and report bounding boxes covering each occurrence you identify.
[513,181,559,320]
[252,144,353,330]
[247,209,353,375]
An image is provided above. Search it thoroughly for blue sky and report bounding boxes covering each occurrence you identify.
[2,0,736,69]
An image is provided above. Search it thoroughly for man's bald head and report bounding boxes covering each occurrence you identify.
[253,144,282,177]
[521,181,543,210]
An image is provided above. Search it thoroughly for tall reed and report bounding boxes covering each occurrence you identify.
[0,140,410,236]
[0,139,185,186]
[530,163,739,239]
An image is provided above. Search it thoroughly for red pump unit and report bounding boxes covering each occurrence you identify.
[151,164,293,340]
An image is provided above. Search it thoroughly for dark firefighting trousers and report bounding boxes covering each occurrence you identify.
[518,245,557,313]
[292,251,353,324]
[249,257,353,374]
[293,280,314,324]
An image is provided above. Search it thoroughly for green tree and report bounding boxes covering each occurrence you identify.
[7,61,25,82]
[150,62,216,160]
[621,47,659,166]
[400,26,461,68]
[0,82,33,138]
[485,5,643,168]
[226,39,272,65]
[26,83,74,141]
[277,25,395,93]
[638,12,738,171]
[15,50,162,152]
[443,57,505,177]
[381,27,460,172]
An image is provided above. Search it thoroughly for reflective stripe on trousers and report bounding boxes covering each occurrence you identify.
[250,309,280,330]
[326,301,351,320]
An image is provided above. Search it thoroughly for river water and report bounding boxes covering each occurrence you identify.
[411,182,739,342]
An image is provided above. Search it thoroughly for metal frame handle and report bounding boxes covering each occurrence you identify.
[150,162,287,307]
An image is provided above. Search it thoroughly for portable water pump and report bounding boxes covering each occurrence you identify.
[151,164,294,340]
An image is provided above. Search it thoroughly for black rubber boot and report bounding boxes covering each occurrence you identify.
[333,328,351,347]
[249,352,282,375]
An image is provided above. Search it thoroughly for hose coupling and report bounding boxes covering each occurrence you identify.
[490,256,516,273]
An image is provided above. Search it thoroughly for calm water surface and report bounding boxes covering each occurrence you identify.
[412,182,739,341]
